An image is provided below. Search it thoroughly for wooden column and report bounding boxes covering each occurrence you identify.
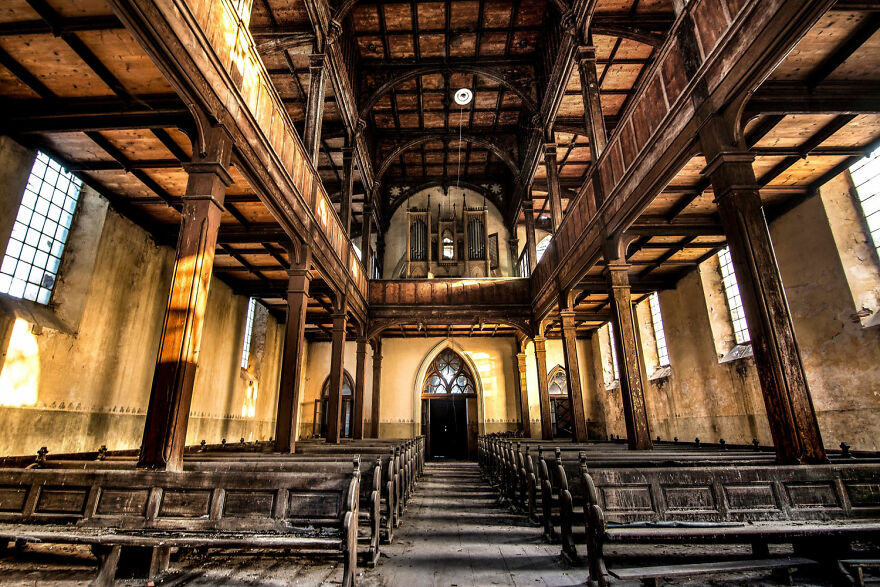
[514,350,531,438]
[701,131,826,464]
[361,202,373,276]
[533,336,553,440]
[274,244,312,453]
[508,237,519,275]
[340,144,354,236]
[523,199,538,273]
[303,53,326,166]
[138,126,233,471]
[576,45,607,161]
[370,338,382,438]
[325,303,348,443]
[559,308,588,442]
[352,337,367,439]
[544,141,563,232]
[605,260,653,450]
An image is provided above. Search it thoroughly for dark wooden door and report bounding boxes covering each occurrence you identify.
[427,397,468,459]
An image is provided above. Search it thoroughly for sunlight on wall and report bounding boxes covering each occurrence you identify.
[241,378,258,418]
[0,318,40,407]
[465,351,497,400]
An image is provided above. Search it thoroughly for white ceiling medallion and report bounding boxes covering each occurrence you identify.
[453,88,473,106]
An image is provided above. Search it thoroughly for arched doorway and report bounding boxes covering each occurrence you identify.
[420,348,477,459]
[548,365,573,438]
[315,371,354,438]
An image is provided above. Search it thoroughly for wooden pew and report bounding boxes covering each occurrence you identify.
[0,460,361,586]
[35,455,386,567]
[578,462,880,586]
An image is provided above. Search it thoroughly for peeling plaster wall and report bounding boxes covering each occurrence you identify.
[583,172,880,451]
[771,178,880,450]
[0,193,283,456]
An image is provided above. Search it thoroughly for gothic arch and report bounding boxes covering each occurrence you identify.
[412,341,485,434]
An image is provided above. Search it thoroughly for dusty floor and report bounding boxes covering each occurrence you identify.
[0,461,875,586]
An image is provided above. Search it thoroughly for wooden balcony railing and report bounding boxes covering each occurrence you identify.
[188,0,367,297]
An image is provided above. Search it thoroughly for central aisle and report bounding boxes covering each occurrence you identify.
[365,461,579,586]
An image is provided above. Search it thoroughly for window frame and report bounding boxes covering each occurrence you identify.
[717,246,751,345]
[0,151,82,305]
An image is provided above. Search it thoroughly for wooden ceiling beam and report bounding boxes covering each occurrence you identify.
[0,15,123,36]
[0,96,189,133]
[745,82,880,117]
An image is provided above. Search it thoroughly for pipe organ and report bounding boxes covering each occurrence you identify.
[406,197,491,278]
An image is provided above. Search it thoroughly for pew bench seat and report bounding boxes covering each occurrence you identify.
[608,556,818,586]
[0,464,361,587]
[580,463,880,587]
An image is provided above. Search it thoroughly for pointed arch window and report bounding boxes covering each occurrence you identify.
[422,348,477,396]
[314,371,354,438]
[547,366,568,395]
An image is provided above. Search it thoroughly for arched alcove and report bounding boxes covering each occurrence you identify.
[413,341,485,458]
[315,370,354,438]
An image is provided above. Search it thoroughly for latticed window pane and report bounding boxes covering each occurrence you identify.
[649,292,670,367]
[548,368,567,395]
[422,348,477,395]
[0,152,81,305]
[240,298,257,368]
[850,147,880,259]
[717,247,750,344]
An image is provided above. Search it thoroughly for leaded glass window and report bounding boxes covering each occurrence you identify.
[422,348,477,395]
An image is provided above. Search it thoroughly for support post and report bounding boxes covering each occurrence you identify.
[701,117,826,464]
[326,302,348,443]
[605,259,653,450]
[544,141,563,232]
[533,335,553,440]
[515,350,532,438]
[138,125,233,471]
[576,45,607,161]
[559,306,589,442]
[370,338,382,438]
[274,243,312,453]
[523,199,538,273]
[361,202,373,276]
[340,144,354,236]
[303,53,326,166]
[353,337,367,439]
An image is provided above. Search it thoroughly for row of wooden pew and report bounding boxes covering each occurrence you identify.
[479,435,880,586]
[0,436,424,586]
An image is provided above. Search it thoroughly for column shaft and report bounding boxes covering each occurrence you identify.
[139,128,232,470]
[559,310,588,442]
[703,149,826,464]
[326,309,348,443]
[340,145,354,236]
[303,53,326,166]
[606,263,653,450]
[576,46,607,161]
[533,336,553,440]
[515,352,531,438]
[523,199,538,273]
[274,245,312,453]
[352,337,367,439]
[544,142,563,232]
[370,339,382,438]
